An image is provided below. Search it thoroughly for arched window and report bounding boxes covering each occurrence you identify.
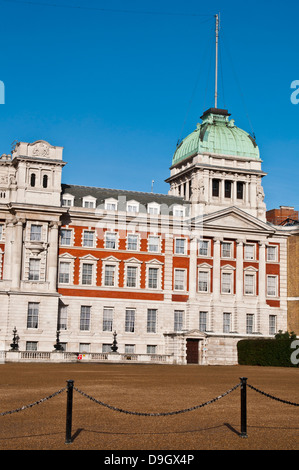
[30,173,36,187]
[43,174,48,188]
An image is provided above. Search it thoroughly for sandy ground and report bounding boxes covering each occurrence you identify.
[0,362,298,452]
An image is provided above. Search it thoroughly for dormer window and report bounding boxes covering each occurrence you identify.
[105,198,118,211]
[173,205,185,217]
[82,196,96,209]
[127,200,139,213]
[62,193,74,207]
[148,203,160,215]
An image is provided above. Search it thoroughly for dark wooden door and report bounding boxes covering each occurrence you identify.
[186,339,199,364]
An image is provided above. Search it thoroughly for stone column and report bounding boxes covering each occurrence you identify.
[189,235,198,300]
[2,221,14,280]
[11,219,24,289]
[236,240,244,300]
[213,238,221,300]
[257,241,266,333]
[48,221,59,291]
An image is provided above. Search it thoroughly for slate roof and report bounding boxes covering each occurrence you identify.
[61,184,190,215]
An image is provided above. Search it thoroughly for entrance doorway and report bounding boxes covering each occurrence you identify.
[186,339,199,364]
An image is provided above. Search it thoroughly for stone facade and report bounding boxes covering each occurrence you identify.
[0,110,292,364]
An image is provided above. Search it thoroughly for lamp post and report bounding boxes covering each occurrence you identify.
[111,331,118,353]
[10,327,19,351]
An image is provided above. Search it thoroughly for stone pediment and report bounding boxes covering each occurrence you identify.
[196,207,275,234]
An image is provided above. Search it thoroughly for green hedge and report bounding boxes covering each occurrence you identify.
[237,338,299,367]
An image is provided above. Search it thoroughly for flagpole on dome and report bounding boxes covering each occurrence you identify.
[214,12,220,109]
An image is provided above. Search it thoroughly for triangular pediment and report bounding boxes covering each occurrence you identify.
[193,207,275,234]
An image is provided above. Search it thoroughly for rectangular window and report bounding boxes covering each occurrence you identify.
[104,265,115,287]
[126,266,137,288]
[174,310,183,331]
[222,242,232,258]
[60,229,72,246]
[246,314,254,334]
[198,271,209,292]
[174,269,185,291]
[59,262,70,284]
[225,181,232,198]
[199,311,207,332]
[58,305,68,330]
[244,244,255,260]
[0,224,3,241]
[244,274,255,295]
[30,224,42,241]
[269,315,277,335]
[125,309,135,332]
[103,307,113,331]
[148,267,158,289]
[267,245,277,262]
[105,232,117,249]
[147,345,157,354]
[147,309,157,333]
[127,234,138,251]
[82,263,93,285]
[223,312,231,333]
[105,202,117,211]
[148,236,159,252]
[198,240,209,256]
[267,276,277,297]
[102,343,112,353]
[27,302,39,329]
[237,182,244,200]
[222,272,232,294]
[79,343,90,353]
[83,231,94,247]
[175,238,186,254]
[80,306,91,331]
[29,258,40,281]
[212,179,220,197]
[26,341,38,351]
[125,344,135,354]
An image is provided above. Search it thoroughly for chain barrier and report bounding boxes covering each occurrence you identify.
[73,382,241,416]
[0,387,67,416]
[247,384,299,407]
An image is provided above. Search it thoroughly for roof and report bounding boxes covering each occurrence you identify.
[61,184,190,215]
[172,108,260,166]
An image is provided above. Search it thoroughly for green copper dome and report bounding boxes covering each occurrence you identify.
[172,108,260,166]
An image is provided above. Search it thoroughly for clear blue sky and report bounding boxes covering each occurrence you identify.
[0,0,298,212]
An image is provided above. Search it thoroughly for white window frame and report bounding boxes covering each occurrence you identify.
[146,260,163,290]
[174,268,186,291]
[147,203,160,215]
[173,205,185,217]
[61,193,74,207]
[125,309,136,333]
[267,275,278,297]
[103,307,114,332]
[147,309,157,333]
[269,315,277,335]
[244,243,255,261]
[198,239,210,257]
[104,198,118,211]
[174,310,184,332]
[28,258,40,281]
[82,196,96,208]
[198,270,210,293]
[126,200,139,214]
[58,252,75,285]
[148,235,160,253]
[126,233,139,251]
[60,228,73,246]
[223,312,231,333]
[79,255,98,287]
[221,242,233,259]
[124,259,141,289]
[30,224,42,242]
[0,224,4,241]
[105,231,118,250]
[102,257,120,288]
[267,245,278,262]
[80,306,91,331]
[244,272,256,296]
[246,313,254,334]
[221,268,234,294]
[58,261,71,284]
[199,311,208,332]
[82,230,95,248]
[175,237,187,255]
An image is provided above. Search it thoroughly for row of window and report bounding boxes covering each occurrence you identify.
[61,195,186,217]
[59,228,279,262]
[26,303,278,338]
[212,179,245,200]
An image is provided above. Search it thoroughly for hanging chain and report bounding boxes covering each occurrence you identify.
[73,382,241,417]
[247,384,299,407]
[0,387,67,416]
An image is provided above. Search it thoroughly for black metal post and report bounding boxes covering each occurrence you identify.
[240,377,248,438]
[65,380,74,444]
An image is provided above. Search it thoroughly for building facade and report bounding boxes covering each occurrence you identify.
[0,109,290,364]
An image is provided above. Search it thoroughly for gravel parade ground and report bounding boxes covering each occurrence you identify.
[0,363,298,451]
